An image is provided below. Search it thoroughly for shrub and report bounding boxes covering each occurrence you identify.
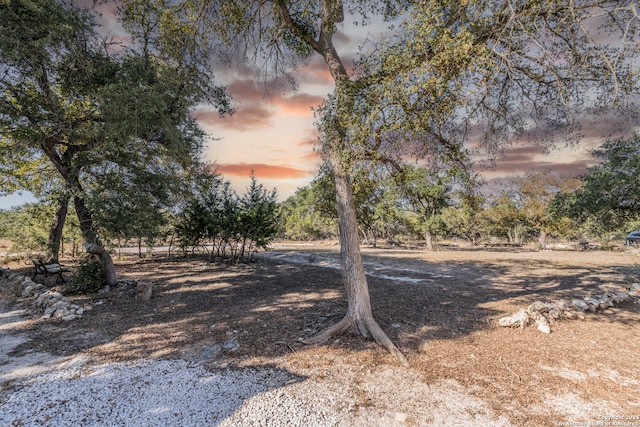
[66,255,103,294]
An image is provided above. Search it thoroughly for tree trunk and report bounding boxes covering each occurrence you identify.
[73,191,117,286]
[304,151,407,365]
[425,230,434,251]
[279,4,406,363]
[538,230,547,249]
[47,193,70,263]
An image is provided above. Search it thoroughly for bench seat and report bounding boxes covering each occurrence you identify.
[30,258,70,284]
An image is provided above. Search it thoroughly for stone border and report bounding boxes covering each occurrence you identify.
[0,270,85,321]
[498,284,640,333]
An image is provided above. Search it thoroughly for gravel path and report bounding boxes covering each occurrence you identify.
[1,356,511,427]
[1,359,336,427]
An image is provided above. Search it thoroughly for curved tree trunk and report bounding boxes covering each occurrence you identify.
[40,132,117,286]
[47,193,70,263]
[73,191,117,286]
[305,152,408,365]
[277,1,406,363]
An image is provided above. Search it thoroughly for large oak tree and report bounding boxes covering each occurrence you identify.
[122,0,639,363]
[0,0,230,280]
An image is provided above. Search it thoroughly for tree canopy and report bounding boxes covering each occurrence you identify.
[0,0,231,280]
[558,134,640,234]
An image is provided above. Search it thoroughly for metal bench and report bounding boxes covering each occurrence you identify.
[30,258,70,284]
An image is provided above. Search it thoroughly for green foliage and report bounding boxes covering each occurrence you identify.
[441,192,488,245]
[482,192,528,244]
[574,135,640,233]
[66,255,103,295]
[0,0,231,266]
[483,170,584,245]
[280,162,475,245]
[391,165,463,247]
[549,135,640,240]
[0,201,82,255]
[240,174,280,253]
[0,204,48,253]
[175,173,280,260]
[280,168,338,240]
[280,192,338,241]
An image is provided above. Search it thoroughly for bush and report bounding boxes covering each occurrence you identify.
[66,255,103,294]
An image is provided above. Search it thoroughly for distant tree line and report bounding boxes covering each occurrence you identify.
[280,135,640,248]
[3,134,639,258]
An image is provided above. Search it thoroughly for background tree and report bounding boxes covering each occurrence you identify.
[441,192,488,245]
[279,182,339,240]
[483,191,526,244]
[392,165,460,250]
[557,135,640,238]
[507,170,577,248]
[0,200,82,256]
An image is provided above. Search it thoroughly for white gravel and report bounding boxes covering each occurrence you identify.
[0,355,517,427]
[0,359,336,427]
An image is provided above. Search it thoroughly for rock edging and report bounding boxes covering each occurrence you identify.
[498,284,640,333]
[1,270,85,321]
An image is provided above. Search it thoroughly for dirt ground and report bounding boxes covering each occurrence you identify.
[2,241,640,426]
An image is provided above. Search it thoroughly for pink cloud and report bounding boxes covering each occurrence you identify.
[296,60,335,85]
[227,79,266,102]
[213,163,310,179]
[192,105,273,131]
[274,93,325,116]
[301,151,322,161]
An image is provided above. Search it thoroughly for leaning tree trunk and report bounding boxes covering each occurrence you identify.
[73,192,117,286]
[277,2,406,363]
[304,151,408,365]
[46,193,70,263]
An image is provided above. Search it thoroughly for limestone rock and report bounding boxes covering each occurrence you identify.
[498,309,530,328]
[499,287,636,333]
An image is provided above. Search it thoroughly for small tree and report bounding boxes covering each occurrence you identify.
[483,191,527,244]
[441,192,488,246]
[392,165,462,250]
[175,173,279,260]
[239,173,280,258]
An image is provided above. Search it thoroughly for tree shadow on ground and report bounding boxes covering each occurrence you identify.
[6,248,640,364]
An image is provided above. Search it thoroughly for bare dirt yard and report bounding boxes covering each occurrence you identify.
[2,241,640,426]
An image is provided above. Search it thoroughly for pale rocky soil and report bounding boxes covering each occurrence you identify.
[1,241,640,426]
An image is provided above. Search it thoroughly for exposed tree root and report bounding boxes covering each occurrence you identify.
[303,314,409,366]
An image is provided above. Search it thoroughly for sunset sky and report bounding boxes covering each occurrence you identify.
[0,3,634,209]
